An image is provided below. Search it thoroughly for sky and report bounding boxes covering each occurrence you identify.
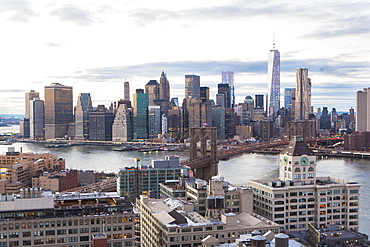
[0,0,369,115]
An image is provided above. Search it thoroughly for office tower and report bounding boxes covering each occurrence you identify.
[88,105,114,141]
[112,103,133,141]
[133,91,148,140]
[349,107,355,126]
[168,106,181,140]
[148,106,161,139]
[185,74,200,99]
[74,93,93,140]
[250,136,361,231]
[212,106,225,138]
[29,98,44,139]
[331,108,337,125]
[356,88,369,131]
[44,83,73,139]
[159,71,170,102]
[200,86,209,103]
[145,80,159,105]
[284,88,294,109]
[124,81,130,101]
[267,44,280,116]
[216,94,225,108]
[255,94,264,109]
[295,68,311,121]
[225,108,236,138]
[25,90,40,119]
[19,118,30,138]
[218,83,231,108]
[181,98,189,139]
[188,99,212,128]
[222,71,235,107]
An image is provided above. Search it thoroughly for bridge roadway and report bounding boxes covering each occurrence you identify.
[65,176,117,193]
[180,137,344,169]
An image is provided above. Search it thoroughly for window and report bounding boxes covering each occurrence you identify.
[294,174,301,179]
[294,168,301,172]
[68,228,78,234]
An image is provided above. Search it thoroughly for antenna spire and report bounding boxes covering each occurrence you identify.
[273,29,276,49]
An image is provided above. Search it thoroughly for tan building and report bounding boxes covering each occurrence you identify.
[137,196,281,247]
[249,136,361,232]
[32,170,78,192]
[0,191,135,247]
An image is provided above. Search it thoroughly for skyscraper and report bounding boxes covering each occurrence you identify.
[356,88,370,131]
[29,99,44,139]
[200,86,209,103]
[88,105,114,141]
[124,81,130,101]
[145,80,159,106]
[295,68,311,121]
[75,93,93,140]
[112,103,133,141]
[159,71,170,102]
[222,71,235,107]
[267,44,280,116]
[25,90,40,119]
[148,106,161,139]
[218,83,231,108]
[255,94,264,110]
[284,88,294,109]
[133,91,148,140]
[44,83,73,139]
[185,75,200,99]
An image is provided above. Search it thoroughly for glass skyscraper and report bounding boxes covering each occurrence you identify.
[267,46,280,116]
[133,92,148,140]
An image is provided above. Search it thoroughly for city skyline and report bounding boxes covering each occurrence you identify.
[0,0,369,115]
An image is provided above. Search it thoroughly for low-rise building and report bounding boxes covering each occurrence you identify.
[137,195,281,247]
[32,169,78,192]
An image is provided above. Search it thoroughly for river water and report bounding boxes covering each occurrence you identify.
[1,126,370,235]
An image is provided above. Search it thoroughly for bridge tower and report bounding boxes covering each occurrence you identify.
[189,127,218,180]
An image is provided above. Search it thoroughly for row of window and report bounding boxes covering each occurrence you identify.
[0,239,133,246]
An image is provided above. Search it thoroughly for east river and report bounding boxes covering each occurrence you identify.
[1,126,370,235]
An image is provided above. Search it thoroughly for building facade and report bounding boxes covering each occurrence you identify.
[112,103,133,142]
[221,71,235,107]
[74,93,93,140]
[185,75,200,100]
[133,91,148,140]
[356,88,370,131]
[44,83,73,139]
[295,68,311,121]
[250,136,361,232]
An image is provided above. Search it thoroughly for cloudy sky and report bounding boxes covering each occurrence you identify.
[0,0,369,115]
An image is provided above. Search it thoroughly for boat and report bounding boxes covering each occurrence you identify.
[113,146,134,151]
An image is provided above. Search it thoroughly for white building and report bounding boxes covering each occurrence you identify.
[249,136,361,232]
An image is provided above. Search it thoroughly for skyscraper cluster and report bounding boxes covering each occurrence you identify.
[20,46,357,142]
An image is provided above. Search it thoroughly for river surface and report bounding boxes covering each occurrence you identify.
[1,126,370,235]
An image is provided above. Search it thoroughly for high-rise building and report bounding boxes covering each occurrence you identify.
[44,83,73,139]
[212,106,225,139]
[284,88,294,109]
[356,88,370,131]
[267,45,280,116]
[148,105,161,139]
[250,136,361,232]
[222,71,235,107]
[159,71,170,102]
[218,83,231,108]
[133,91,148,140]
[124,81,130,101]
[255,94,264,110]
[200,86,209,103]
[295,68,311,121]
[168,106,181,140]
[216,94,225,108]
[25,90,40,119]
[29,99,44,139]
[75,93,93,140]
[188,99,212,128]
[88,105,114,141]
[112,103,133,141]
[185,75,200,99]
[145,80,159,106]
